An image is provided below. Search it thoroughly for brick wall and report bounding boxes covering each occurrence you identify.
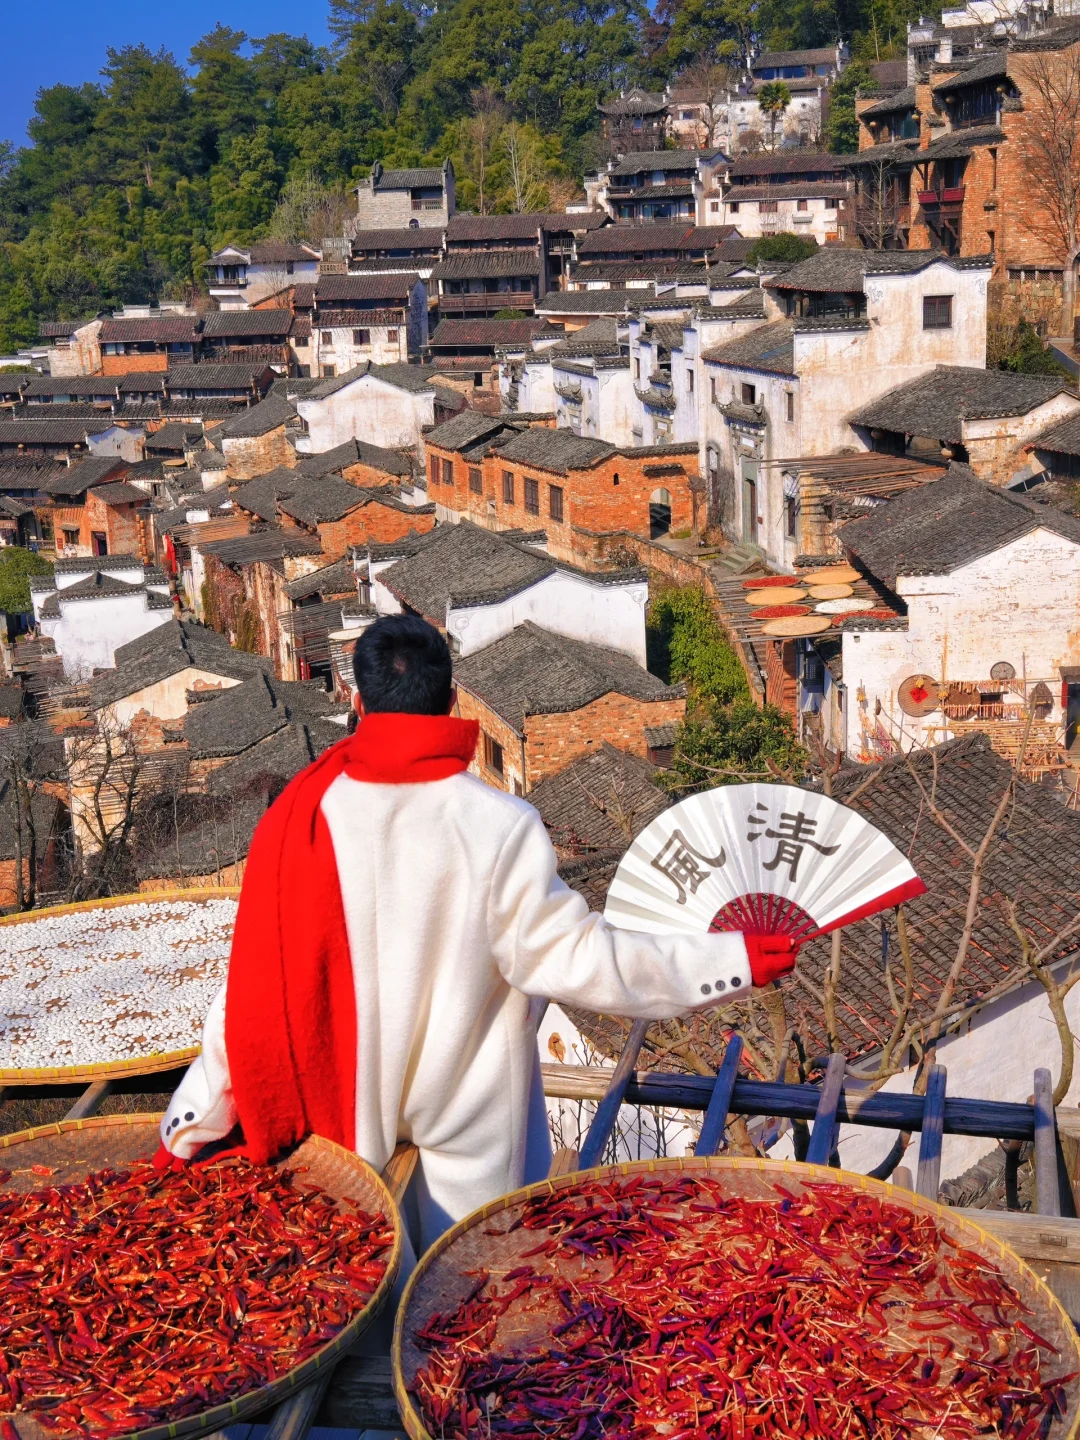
[764,638,798,716]
[341,461,411,488]
[314,501,435,560]
[222,427,296,482]
[101,353,170,375]
[84,491,145,560]
[455,684,685,793]
[425,440,698,562]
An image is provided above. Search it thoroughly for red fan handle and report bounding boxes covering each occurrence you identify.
[710,893,819,942]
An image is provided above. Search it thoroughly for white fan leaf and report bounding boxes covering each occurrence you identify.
[604,783,925,938]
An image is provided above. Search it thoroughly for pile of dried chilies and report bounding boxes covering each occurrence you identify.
[410,1173,1075,1439]
[0,1157,394,1438]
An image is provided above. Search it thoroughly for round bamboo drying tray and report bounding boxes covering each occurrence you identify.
[800,564,860,585]
[760,615,831,637]
[816,596,876,614]
[393,1155,1080,1440]
[0,889,239,1086]
[744,587,806,606]
[0,1115,402,1440]
[807,583,853,600]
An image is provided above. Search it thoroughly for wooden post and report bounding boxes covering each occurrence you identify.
[1034,1068,1062,1218]
[695,1035,744,1158]
[916,1064,947,1201]
[64,1080,114,1122]
[806,1053,846,1166]
[578,1019,651,1171]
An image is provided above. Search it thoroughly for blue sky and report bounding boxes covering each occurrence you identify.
[2,1,333,147]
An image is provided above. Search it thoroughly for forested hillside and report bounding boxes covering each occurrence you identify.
[0,0,937,350]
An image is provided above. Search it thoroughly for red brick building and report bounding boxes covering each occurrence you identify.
[851,32,1080,324]
[453,621,685,794]
[424,411,699,562]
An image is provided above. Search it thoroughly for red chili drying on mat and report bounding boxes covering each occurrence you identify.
[831,609,897,625]
[750,605,810,620]
[410,1174,1074,1440]
[0,1158,394,1439]
[741,576,801,589]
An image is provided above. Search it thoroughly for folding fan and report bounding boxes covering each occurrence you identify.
[603,783,926,942]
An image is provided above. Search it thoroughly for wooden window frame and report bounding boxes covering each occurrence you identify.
[469,467,483,494]
[441,458,454,486]
[502,470,514,504]
[524,477,540,515]
[923,294,953,330]
[548,484,564,523]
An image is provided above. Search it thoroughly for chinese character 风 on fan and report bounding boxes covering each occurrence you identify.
[606,784,926,943]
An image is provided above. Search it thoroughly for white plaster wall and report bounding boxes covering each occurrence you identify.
[244,258,320,306]
[52,596,174,679]
[865,265,988,371]
[105,667,244,726]
[597,369,637,447]
[840,527,1080,753]
[87,427,145,462]
[314,324,408,374]
[298,377,435,452]
[722,196,840,244]
[964,393,1080,480]
[520,359,555,413]
[448,570,649,664]
[772,964,1080,1183]
[56,561,144,591]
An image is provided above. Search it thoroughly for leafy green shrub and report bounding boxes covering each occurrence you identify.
[0,547,51,615]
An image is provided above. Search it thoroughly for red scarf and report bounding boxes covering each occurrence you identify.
[222,711,478,1163]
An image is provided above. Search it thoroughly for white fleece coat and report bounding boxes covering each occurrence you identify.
[162,771,750,1248]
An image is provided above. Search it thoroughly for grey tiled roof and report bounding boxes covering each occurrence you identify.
[848,366,1072,442]
[316,273,420,302]
[199,311,293,338]
[90,480,146,505]
[492,427,615,473]
[1031,411,1080,457]
[217,393,296,438]
[184,671,343,759]
[548,318,622,358]
[351,227,446,251]
[919,126,1006,161]
[23,377,118,398]
[844,140,920,168]
[770,248,988,293]
[730,150,846,179]
[431,252,541,280]
[536,290,641,314]
[839,466,1080,585]
[49,571,146,603]
[752,46,838,69]
[529,742,670,852]
[0,419,117,444]
[430,318,548,347]
[90,618,270,708]
[231,467,300,522]
[932,50,1008,91]
[425,410,517,452]
[166,363,271,389]
[296,437,412,477]
[145,421,200,452]
[379,523,553,620]
[277,473,369,526]
[43,457,127,496]
[283,558,356,602]
[197,530,323,566]
[701,319,796,375]
[372,167,445,190]
[609,150,720,176]
[454,621,683,730]
[53,553,145,575]
[860,85,916,116]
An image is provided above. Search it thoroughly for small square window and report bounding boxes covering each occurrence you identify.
[524,477,540,515]
[322,364,336,378]
[502,470,514,504]
[469,467,482,494]
[796,198,808,212]
[353,329,371,346]
[923,294,953,329]
[549,485,564,522]
[387,329,399,343]
[484,732,505,776]
[62,528,79,548]
[741,382,756,405]
[710,200,720,212]
[729,201,739,214]
[321,331,333,345]
[442,458,453,486]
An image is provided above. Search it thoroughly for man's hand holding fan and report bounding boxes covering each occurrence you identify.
[604,783,926,993]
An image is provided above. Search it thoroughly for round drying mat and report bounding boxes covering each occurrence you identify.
[760,615,831,637]
[393,1156,1080,1440]
[807,583,853,600]
[0,889,239,1085]
[816,596,875,614]
[744,587,806,606]
[0,1115,402,1440]
[800,564,860,585]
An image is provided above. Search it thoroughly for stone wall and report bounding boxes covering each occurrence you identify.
[221,426,296,482]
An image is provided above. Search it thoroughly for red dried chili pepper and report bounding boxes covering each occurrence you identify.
[0,1157,393,1438]
[409,1173,1072,1440]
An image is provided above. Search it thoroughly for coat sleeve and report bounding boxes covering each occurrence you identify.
[488,807,751,1016]
[159,984,239,1159]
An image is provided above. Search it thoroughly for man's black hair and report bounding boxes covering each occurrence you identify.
[352,614,453,715]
